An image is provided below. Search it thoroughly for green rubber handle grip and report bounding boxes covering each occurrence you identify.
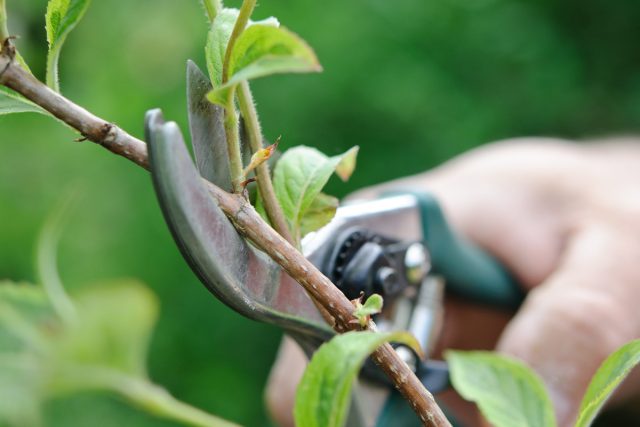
[397,191,523,309]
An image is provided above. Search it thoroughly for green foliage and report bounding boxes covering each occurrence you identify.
[3,0,640,426]
[271,145,358,242]
[51,281,158,381]
[575,339,640,427]
[299,192,339,237]
[205,8,279,89]
[0,281,50,427]
[205,9,318,107]
[0,87,47,115]
[446,350,556,427]
[45,0,92,92]
[352,293,383,327]
[447,342,640,427]
[294,331,420,427]
[0,210,238,427]
[228,25,320,86]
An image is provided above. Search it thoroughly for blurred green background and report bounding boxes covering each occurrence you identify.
[1,0,639,426]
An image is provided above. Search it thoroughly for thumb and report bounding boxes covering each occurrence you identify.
[495,224,640,426]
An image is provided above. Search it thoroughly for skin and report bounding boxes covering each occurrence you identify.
[265,138,640,427]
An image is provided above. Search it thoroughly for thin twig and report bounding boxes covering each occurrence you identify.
[219,0,257,193]
[0,46,451,427]
[237,81,293,243]
[221,0,255,85]
[223,86,244,192]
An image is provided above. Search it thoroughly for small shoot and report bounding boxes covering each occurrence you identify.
[351,293,384,327]
[242,137,279,176]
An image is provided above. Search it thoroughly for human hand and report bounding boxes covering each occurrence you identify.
[265,138,640,427]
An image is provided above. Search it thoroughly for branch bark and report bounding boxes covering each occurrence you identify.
[0,44,451,427]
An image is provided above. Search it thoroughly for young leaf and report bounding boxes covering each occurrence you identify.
[446,350,556,427]
[228,24,321,84]
[273,146,359,241]
[45,0,92,91]
[352,294,384,327]
[0,87,47,115]
[205,8,279,89]
[299,192,338,237]
[206,8,240,89]
[575,339,640,427]
[294,331,421,427]
[243,138,279,176]
[207,24,321,106]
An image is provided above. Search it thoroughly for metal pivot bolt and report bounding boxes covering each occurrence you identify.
[376,266,400,294]
[404,243,431,285]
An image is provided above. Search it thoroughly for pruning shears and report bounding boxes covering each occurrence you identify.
[143,61,524,427]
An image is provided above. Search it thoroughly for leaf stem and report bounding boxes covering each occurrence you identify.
[36,195,78,325]
[201,0,223,23]
[221,0,255,84]
[220,0,256,193]
[224,86,245,192]
[0,0,8,44]
[46,45,61,92]
[237,81,293,242]
[115,376,241,427]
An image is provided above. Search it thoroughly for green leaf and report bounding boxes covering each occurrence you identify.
[0,282,53,426]
[205,8,240,89]
[300,192,338,237]
[0,353,43,427]
[294,331,421,427]
[352,294,384,327]
[205,8,279,89]
[45,0,92,91]
[273,146,359,241]
[0,282,52,352]
[0,87,47,116]
[335,146,359,181]
[575,339,640,427]
[53,280,159,380]
[228,24,321,84]
[446,351,556,427]
[207,24,320,106]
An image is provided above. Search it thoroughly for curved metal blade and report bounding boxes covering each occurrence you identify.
[145,109,329,340]
[186,60,232,191]
[187,61,252,190]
